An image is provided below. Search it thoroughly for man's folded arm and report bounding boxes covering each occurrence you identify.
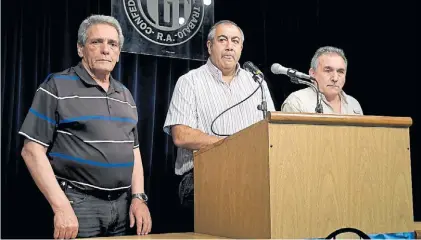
[171,124,223,151]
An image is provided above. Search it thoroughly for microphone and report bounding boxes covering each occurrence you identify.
[243,61,263,77]
[271,63,315,81]
[242,61,267,119]
[271,63,323,113]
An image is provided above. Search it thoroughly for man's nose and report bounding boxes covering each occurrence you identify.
[331,72,339,82]
[225,40,234,51]
[101,43,110,54]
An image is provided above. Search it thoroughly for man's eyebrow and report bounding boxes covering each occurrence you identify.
[324,66,346,71]
[89,37,118,42]
[217,35,241,40]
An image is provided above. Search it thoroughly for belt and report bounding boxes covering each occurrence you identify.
[60,180,129,201]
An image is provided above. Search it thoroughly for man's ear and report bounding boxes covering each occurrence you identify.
[207,40,212,55]
[77,44,83,58]
[309,68,315,78]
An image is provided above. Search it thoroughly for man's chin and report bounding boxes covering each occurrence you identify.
[221,61,237,68]
[323,90,341,98]
[93,64,115,72]
[92,67,113,75]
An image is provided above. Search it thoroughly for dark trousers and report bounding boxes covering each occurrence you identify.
[60,180,130,238]
[178,170,194,232]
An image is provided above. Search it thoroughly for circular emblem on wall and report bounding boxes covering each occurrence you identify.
[123,0,205,46]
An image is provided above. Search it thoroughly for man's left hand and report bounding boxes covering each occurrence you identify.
[129,199,152,235]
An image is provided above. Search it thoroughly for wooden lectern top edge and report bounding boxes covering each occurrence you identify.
[267,111,413,127]
[193,112,412,157]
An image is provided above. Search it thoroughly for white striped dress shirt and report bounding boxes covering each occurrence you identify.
[164,59,276,175]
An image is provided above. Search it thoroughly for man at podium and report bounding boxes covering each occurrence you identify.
[163,20,275,230]
[281,46,363,115]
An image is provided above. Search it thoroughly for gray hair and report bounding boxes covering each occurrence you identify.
[77,15,124,49]
[207,20,245,43]
[310,46,348,70]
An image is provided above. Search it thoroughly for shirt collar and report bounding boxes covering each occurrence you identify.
[73,62,123,93]
[205,58,241,83]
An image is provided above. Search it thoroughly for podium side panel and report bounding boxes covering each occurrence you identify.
[194,120,271,239]
[268,124,413,238]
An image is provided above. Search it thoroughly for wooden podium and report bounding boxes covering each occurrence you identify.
[193,112,414,239]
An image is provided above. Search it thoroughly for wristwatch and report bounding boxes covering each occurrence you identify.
[132,193,148,203]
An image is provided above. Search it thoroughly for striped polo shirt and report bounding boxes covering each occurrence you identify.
[163,59,276,175]
[19,62,139,190]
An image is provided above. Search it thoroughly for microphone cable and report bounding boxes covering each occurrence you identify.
[210,83,262,137]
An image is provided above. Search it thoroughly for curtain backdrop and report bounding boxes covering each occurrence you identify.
[2,0,419,238]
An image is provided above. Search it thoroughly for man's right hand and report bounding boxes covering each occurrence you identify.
[53,204,79,239]
[20,141,79,239]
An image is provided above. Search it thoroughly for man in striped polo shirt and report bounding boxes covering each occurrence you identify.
[19,15,151,239]
[163,20,276,230]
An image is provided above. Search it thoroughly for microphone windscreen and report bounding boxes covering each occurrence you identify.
[243,61,255,72]
[271,63,288,75]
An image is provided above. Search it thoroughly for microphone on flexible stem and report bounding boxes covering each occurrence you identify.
[243,61,263,81]
[271,63,324,113]
[270,63,315,81]
[243,61,268,119]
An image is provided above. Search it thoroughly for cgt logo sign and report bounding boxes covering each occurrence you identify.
[124,0,205,46]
